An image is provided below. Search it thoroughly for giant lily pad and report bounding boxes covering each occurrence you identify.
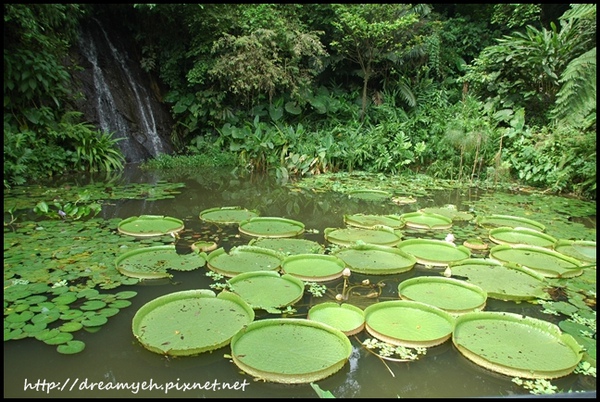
[553,240,596,264]
[489,227,557,248]
[332,244,416,275]
[206,246,284,277]
[249,238,325,255]
[489,244,584,278]
[117,215,184,237]
[132,289,254,356]
[282,254,346,282]
[348,189,391,201]
[396,239,471,267]
[447,258,550,301]
[238,217,305,238]
[344,214,404,230]
[228,271,305,311]
[230,318,352,384]
[199,206,259,225]
[453,311,583,379]
[324,227,402,247]
[115,245,206,279]
[397,277,487,315]
[364,300,455,348]
[475,214,546,232]
[308,302,365,336]
[400,211,453,230]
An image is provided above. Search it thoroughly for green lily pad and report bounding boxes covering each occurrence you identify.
[447,258,550,301]
[58,321,84,332]
[228,271,305,310]
[230,318,352,384]
[364,300,455,348]
[117,215,185,237]
[132,289,254,356]
[400,211,453,230]
[282,254,346,282]
[489,227,557,248]
[453,311,583,379]
[553,240,596,264]
[324,227,402,247]
[332,244,416,275]
[489,244,584,278]
[206,246,284,278]
[344,214,404,230]
[249,238,325,255]
[396,239,471,267]
[476,214,546,232]
[348,189,391,201]
[115,245,206,279]
[398,277,487,314]
[43,332,73,345]
[238,217,305,238]
[57,340,86,355]
[199,206,259,225]
[308,302,365,336]
[191,241,218,253]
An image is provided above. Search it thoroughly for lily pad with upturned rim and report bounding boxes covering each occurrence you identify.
[332,244,416,275]
[398,276,487,315]
[227,271,305,311]
[553,239,596,264]
[238,217,305,238]
[308,302,365,336]
[117,215,184,237]
[400,211,453,230]
[206,246,284,278]
[475,214,546,232]
[249,238,325,255]
[489,244,584,278]
[488,227,557,248]
[347,189,391,201]
[364,300,455,348]
[230,318,352,384]
[343,214,404,230]
[447,258,550,301]
[115,245,207,279]
[132,289,254,356]
[452,311,583,379]
[396,239,471,267]
[324,227,402,247]
[281,254,346,282]
[199,206,259,225]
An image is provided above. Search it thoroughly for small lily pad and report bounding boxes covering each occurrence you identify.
[57,340,86,355]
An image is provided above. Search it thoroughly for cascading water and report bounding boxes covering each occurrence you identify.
[75,18,173,163]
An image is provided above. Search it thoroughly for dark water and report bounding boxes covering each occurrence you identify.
[3,165,596,398]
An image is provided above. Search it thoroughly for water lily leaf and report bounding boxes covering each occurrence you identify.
[282,254,346,282]
[228,271,305,310]
[52,292,79,305]
[35,328,61,341]
[5,311,35,323]
[59,309,84,320]
[400,211,453,230]
[249,238,324,255]
[99,307,121,317]
[239,216,305,238]
[308,302,365,336]
[396,239,471,267]
[58,321,84,332]
[80,300,107,311]
[108,300,131,309]
[206,246,284,278]
[31,310,61,324]
[115,245,206,279]
[117,215,184,238]
[44,332,74,345]
[57,340,86,355]
[333,244,416,275]
[325,227,402,247]
[22,322,48,335]
[81,314,108,327]
[199,206,259,225]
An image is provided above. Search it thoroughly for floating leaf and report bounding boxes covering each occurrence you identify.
[57,340,86,355]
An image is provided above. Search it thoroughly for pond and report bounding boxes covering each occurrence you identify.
[3,165,596,398]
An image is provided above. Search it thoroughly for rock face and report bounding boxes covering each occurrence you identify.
[70,17,174,163]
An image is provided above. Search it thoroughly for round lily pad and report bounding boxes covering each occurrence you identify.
[344,214,404,230]
[132,289,254,356]
[230,318,352,384]
[191,241,218,253]
[453,311,583,379]
[282,254,346,282]
[199,206,259,225]
[475,214,546,232]
[308,302,365,336]
[324,227,402,247]
[489,244,584,278]
[447,258,550,301]
[249,238,325,255]
[228,271,305,310]
[553,239,596,264]
[115,245,206,279]
[348,189,391,201]
[489,227,557,248]
[398,276,487,314]
[57,340,86,355]
[238,217,305,238]
[364,300,455,348]
[400,211,453,230]
[206,246,284,278]
[396,239,471,267]
[332,244,416,275]
[117,215,185,237]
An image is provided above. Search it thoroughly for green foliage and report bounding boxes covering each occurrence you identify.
[33,191,102,221]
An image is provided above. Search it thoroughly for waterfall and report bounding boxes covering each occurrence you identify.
[76,18,173,163]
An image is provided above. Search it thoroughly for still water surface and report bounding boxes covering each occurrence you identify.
[4,165,596,398]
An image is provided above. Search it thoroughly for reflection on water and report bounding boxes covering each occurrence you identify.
[3,165,596,398]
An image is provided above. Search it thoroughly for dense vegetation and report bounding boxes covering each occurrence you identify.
[3,4,596,200]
